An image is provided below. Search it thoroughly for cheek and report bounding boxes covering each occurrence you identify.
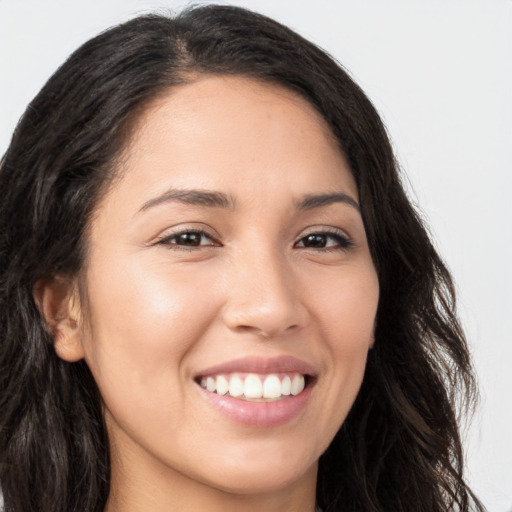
[306,261,379,347]
[79,256,218,400]
[303,261,378,429]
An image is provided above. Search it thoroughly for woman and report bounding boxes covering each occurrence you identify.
[0,5,484,512]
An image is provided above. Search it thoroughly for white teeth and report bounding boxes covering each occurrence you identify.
[244,374,263,398]
[216,375,229,396]
[199,372,307,399]
[206,376,216,393]
[290,375,305,395]
[263,374,282,399]
[229,376,244,397]
[281,375,291,396]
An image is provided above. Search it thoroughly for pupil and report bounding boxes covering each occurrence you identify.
[305,234,326,248]
[178,233,201,246]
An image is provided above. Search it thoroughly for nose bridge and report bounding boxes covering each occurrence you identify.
[222,240,305,337]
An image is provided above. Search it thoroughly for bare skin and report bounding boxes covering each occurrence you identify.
[38,76,379,512]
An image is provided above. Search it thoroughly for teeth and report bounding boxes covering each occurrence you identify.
[281,375,291,396]
[244,374,263,398]
[229,376,244,397]
[291,374,305,395]
[263,374,281,399]
[206,376,216,392]
[199,372,306,400]
[216,375,229,396]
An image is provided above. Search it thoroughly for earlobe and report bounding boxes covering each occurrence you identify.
[33,276,85,362]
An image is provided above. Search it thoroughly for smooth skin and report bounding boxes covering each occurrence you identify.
[38,76,379,512]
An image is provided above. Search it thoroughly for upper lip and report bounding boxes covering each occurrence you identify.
[195,356,316,378]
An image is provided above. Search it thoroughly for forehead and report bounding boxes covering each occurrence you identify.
[132,75,337,147]
[101,75,357,216]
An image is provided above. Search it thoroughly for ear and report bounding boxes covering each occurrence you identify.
[33,276,85,362]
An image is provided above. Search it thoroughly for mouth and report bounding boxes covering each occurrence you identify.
[195,372,313,402]
[193,356,317,426]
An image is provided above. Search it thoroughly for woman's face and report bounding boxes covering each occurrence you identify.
[75,76,379,497]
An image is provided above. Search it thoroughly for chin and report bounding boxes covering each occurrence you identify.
[194,444,318,495]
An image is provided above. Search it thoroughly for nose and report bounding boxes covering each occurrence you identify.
[221,247,309,339]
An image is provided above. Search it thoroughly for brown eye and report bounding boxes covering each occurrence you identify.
[157,230,219,248]
[302,234,329,248]
[174,232,204,246]
[295,231,354,251]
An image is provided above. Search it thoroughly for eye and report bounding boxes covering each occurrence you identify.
[294,231,353,251]
[156,229,219,249]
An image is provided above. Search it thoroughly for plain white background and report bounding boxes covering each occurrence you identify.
[1,1,511,510]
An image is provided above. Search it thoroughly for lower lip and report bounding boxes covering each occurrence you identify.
[197,383,314,427]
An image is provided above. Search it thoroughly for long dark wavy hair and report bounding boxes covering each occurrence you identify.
[0,5,484,512]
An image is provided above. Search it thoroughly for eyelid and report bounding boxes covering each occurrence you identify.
[297,225,351,241]
[153,225,221,248]
[151,224,354,251]
[294,226,354,250]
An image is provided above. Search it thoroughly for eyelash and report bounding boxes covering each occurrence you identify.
[294,230,354,252]
[156,229,219,251]
[156,228,354,252]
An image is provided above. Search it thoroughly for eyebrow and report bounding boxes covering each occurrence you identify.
[139,188,235,212]
[296,192,360,212]
[139,188,360,214]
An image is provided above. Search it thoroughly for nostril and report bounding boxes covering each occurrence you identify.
[235,323,299,339]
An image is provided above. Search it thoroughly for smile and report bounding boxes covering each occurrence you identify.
[198,373,306,401]
[195,356,316,427]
